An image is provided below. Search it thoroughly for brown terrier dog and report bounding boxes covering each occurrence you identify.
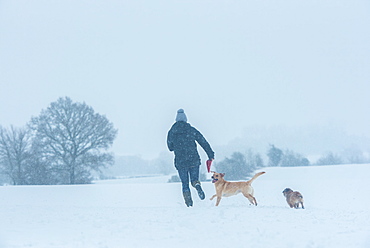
[282,188,305,209]
[210,171,265,206]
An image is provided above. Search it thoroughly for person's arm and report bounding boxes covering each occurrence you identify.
[194,128,214,160]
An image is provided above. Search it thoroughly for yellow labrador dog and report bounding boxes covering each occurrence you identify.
[210,171,265,206]
[282,188,305,209]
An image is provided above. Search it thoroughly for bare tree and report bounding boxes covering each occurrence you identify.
[0,125,31,185]
[29,97,118,184]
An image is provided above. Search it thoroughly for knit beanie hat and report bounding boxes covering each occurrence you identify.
[175,109,188,122]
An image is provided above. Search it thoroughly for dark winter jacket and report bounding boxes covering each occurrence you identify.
[167,121,214,169]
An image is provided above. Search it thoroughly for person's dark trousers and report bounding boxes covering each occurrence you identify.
[177,166,205,206]
[177,166,200,193]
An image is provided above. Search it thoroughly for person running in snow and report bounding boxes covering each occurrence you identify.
[167,109,215,207]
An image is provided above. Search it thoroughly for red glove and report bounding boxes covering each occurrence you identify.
[206,159,213,173]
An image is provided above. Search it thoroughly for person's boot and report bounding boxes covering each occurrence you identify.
[183,191,193,207]
[194,183,205,200]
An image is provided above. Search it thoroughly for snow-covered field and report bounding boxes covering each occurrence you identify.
[1,164,369,248]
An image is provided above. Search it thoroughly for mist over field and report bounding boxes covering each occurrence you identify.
[1,0,369,161]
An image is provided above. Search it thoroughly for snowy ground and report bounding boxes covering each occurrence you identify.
[0,164,369,248]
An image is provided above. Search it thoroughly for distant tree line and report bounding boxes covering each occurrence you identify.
[0,97,117,185]
[214,145,310,180]
[214,144,370,180]
[316,150,370,165]
[4,96,367,185]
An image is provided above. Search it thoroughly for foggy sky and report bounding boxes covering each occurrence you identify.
[1,1,369,159]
